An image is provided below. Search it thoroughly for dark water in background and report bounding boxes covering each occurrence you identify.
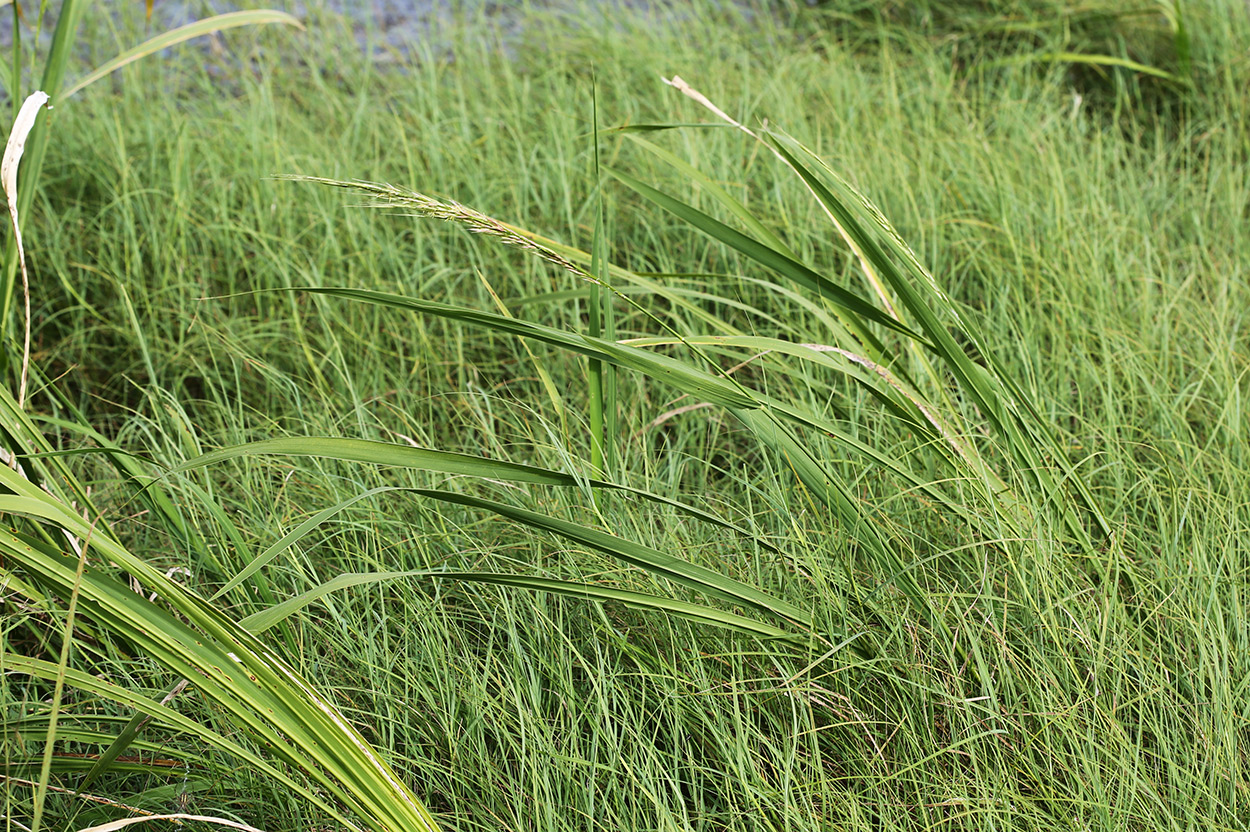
[0,1,771,72]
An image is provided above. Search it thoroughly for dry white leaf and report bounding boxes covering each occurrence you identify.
[663,75,751,134]
[2,90,50,408]
[76,814,266,832]
[1,91,49,202]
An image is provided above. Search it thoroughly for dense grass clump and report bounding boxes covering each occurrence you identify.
[2,2,1248,831]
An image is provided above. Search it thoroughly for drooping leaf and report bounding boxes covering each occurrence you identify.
[62,11,304,99]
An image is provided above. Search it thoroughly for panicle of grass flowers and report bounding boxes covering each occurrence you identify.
[281,176,591,281]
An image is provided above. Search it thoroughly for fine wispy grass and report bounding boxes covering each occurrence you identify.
[2,1,1248,831]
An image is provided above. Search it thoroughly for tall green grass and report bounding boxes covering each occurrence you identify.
[0,1,300,365]
[3,2,1248,830]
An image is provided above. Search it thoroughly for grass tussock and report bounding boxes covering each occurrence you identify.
[2,2,1248,831]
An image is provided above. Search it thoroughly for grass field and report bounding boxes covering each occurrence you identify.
[2,2,1248,830]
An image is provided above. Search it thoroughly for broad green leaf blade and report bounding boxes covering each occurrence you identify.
[621,132,801,260]
[763,133,1001,415]
[63,11,305,99]
[405,488,813,628]
[514,279,795,336]
[608,123,732,133]
[435,572,803,641]
[171,436,784,553]
[730,408,882,548]
[627,332,1005,511]
[624,333,943,438]
[299,287,758,408]
[240,569,799,642]
[176,435,585,483]
[605,165,927,348]
[733,409,949,661]
[186,477,810,631]
[758,132,1040,521]
[592,339,757,409]
[0,520,380,826]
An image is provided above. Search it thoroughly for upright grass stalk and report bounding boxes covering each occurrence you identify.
[588,81,616,480]
[30,515,93,832]
[8,3,19,121]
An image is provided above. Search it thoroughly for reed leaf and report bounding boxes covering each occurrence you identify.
[61,10,304,100]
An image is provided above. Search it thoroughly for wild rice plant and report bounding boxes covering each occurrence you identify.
[256,77,1112,657]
